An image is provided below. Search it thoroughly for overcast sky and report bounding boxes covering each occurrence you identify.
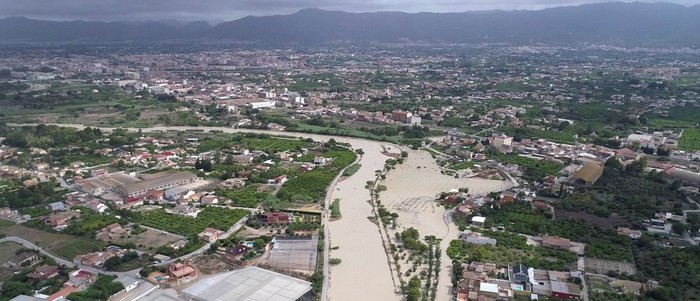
[1,0,699,22]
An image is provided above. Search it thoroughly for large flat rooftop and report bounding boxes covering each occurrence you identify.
[181,266,312,301]
[268,236,318,273]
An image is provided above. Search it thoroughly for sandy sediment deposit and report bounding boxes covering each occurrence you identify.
[380,149,512,300]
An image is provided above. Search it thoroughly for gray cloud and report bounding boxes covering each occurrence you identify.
[0,0,698,21]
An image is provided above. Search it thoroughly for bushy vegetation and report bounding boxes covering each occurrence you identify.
[64,207,122,236]
[633,239,700,301]
[450,161,475,170]
[400,227,428,252]
[560,165,688,222]
[1,125,105,149]
[487,152,564,180]
[329,258,342,265]
[133,207,248,237]
[0,181,66,208]
[479,202,633,261]
[342,163,361,176]
[405,276,422,301]
[102,251,145,271]
[446,239,577,271]
[330,198,341,219]
[155,239,205,258]
[67,275,124,301]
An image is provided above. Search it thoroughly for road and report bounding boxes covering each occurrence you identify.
[0,236,135,278]
[0,214,249,277]
[156,215,249,266]
[0,236,75,267]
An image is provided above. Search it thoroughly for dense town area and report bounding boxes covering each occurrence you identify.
[0,42,699,301]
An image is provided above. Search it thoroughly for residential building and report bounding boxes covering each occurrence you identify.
[541,236,571,250]
[198,227,224,243]
[262,212,292,224]
[47,202,67,212]
[512,264,529,284]
[391,110,413,123]
[74,251,116,268]
[96,223,129,241]
[4,252,40,268]
[611,279,643,295]
[617,227,642,239]
[167,262,198,286]
[551,280,581,299]
[26,265,60,281]
[471,216,486,227]
[460,230,497,246]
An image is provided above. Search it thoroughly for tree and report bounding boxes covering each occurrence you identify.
[625,157,647,174]
[557,121,571,131]
[672,222,687,236]
[604,157,624,171]
[195,158,212,172]
[629,141,641,151]
[641,147,655,155]
[406,276,422,301]
[324,138,337,148]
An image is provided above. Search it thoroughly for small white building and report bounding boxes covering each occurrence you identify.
[249,101,276,109]
[471,216,486,227]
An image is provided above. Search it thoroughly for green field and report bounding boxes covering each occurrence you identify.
[0,221,105,260]
[278,148,356,202]
[0,242,23,263]
[679,128,700,151]
[133,207,249,238]
[197,135,309,153]
[342,163,362,176]
[450,161,475,170]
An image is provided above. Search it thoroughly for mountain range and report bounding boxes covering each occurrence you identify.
[1,2,699,44]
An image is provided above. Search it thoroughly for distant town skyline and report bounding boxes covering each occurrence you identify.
[0,0,699,22]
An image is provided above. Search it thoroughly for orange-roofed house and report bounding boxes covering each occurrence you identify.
[198,227,224,243]
[167,262,197,286]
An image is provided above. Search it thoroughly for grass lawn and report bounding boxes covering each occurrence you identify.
[0,222,105,260]
[679,128,700,151]
[0,242,23,263]
[450,161,475,170]
[587,275,614,292]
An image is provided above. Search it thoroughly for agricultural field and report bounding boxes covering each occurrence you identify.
[0,220,105,260]
[0,84,178,127]
[216,186,269,208]
[679,128,700,151]
[277,170,338,202]
[278,147,356,202]
[488,152,564,180]
[0,242,24,282]
[197,134,310,153]
[133,207,249,238]
[587,275,614,293]
[111,228,184,252]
